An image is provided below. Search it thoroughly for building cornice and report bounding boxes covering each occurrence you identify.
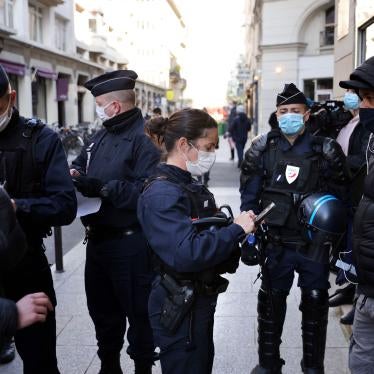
[7,36,105,71]
[260,42,307,51]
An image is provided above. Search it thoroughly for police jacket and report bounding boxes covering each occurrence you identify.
[138,164,244,275]
[353,134,374,297]
[72,108,160,229]
[0,187,27,349]
[0,109,76,247]
[240,129,349,244]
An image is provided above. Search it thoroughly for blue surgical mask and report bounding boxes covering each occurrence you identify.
[278,113,304,136]
[344,92,360,110]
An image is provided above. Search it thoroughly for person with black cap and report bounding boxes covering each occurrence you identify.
[240,83,350,374]
[338,56,374,373]
[0,63,77,373]
[70,69,160,374]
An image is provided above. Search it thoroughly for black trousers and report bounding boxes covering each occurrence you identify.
[148,278,218,374]
[3,247,59,374]
[85,231,155,363]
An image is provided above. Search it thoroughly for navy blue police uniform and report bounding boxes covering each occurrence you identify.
[0,105,77,374]
[71,70,160,373]
[240,84,349,374]
[138,163,244,374]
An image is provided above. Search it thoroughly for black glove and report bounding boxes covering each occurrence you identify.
[73,176,104,197]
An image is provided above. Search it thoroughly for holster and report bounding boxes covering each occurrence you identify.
[159,274,195,334]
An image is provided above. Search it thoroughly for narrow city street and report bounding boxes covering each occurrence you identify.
[1,138,349,374]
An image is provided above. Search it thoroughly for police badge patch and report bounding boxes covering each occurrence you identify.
[285,165,300,184]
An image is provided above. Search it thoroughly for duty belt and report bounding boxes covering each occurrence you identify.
[84,224,141,242]
[159,272,228,296]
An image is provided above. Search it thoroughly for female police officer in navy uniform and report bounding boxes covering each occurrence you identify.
[138,108,256,374]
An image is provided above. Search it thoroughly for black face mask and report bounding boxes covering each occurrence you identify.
[359,108,374,133]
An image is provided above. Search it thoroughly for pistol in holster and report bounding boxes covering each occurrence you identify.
[159,274,195,334]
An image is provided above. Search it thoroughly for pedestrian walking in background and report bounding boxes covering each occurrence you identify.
[226,101,237,160]
[0,64,77,373]
[229,104,252,167]
[71,69,160,374]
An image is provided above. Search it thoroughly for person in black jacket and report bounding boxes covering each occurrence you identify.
[71,70,160,374]
[0,187,52,353]
[0,64,76,373]
[339,56,374,373]
[229,104,252,167]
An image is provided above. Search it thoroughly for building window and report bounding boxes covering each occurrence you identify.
[304,78,333,102]
[32,76,47,121]
[0,0,14,28]
[29,3,43,43]
[55,16,67,51]
[88,18,96,33]
[320,6,335,47]
[359,18,374,64]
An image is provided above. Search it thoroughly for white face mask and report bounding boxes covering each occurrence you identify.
[185,143,216,176]
[0,98,12,133]
[95,101,113,122]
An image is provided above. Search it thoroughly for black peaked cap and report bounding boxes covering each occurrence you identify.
[276,83,307,107]
[84,70,138,97]
[0,65,10,98]
[339,56,374,90]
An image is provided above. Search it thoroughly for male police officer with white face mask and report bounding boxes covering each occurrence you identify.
[0,64,77,373]
[71,70,160,374]
[240,83,350,374]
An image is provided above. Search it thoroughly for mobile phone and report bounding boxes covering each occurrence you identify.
[254,202,276,226]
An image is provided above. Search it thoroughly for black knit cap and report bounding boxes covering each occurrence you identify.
[84,69,138,97]
[0,65,10,98]
[339,56,374,91]
[276,83,307,107]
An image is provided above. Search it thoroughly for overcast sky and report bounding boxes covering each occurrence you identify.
[178,0,246,108]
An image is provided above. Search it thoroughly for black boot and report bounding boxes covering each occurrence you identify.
[340,306,355,325]
[98,353,123,374]
[230,148,234,160]
[300,289,328,374]
[328,284,355,307]
[134,360,153,374]
[0,339,15,364]
[254,288,288,373]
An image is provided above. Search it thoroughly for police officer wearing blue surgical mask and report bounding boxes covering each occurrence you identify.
[240,83,350,374]
[138,108,256,374]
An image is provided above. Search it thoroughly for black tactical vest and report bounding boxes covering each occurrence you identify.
[144,172,239,285]
[0,113,44,199]
[261,133,325,244]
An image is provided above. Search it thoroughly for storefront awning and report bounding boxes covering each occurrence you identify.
[0,60,26,76]
[35,68,57,80]
[56,77,69,101]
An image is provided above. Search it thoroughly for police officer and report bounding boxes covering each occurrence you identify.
[71,70,160,374]
[0,64,77,373]
[0,187,53,350]
[240,83,349,374]
[138,108,256,374]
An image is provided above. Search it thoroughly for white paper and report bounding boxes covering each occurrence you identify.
[76,191,101,218]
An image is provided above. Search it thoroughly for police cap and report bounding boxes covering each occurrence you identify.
[84,69,138,97]
[276,83,307,107]
[339,56,374,91]
[0,65,10,98]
